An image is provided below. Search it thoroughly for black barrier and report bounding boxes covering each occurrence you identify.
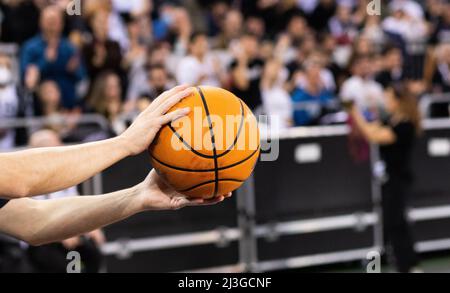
[411,128,450,207]
[254,134,373,222]
[102,153,238,239]
[253,129,376,266]
[97,122,450,272]
[101,152,240,272]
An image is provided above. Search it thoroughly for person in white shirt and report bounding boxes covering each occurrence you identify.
[0,54,19,151]
[176,32,226,87]
[340,55,384,120]
[260,59,293,130]
[382,4,428,42]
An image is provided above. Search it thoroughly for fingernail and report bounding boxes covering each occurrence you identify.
[182,107,191,114]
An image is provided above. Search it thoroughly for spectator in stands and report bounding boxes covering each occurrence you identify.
[245,16,266,41]
[83,9,124,84]
[430,2,450,44]
[382,4,428,80]
[136,64,174,112]
[36,80,61,117]
[340,55,384,121]
[294,52,336,93]
[123,15,151,83]
[260,59,292,129]
[291,57,337,126]
[376,46,405,88]
[111,0,150,17]
[361,15,385,47]
[126,43,173,104]
[20,5,84,110]
[213,9,243,50]
[85,71,126,136]
[432,44,450,93]
[306,0,337,33]
[229,32,264,111]
[176,32,225,87]
[328,3,359,45]
[27,129,105,273]
[155,4,193,53]
[84,0,129,51]
[0,53,20,150]
[286,15,308,46]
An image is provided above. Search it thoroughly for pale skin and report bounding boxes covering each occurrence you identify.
[0,85,231,246]
[348,89,403,145]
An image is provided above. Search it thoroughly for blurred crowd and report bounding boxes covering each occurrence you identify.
[0,0,449,150]
[0,0,449,273]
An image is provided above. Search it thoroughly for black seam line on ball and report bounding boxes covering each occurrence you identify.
[151,147,260,173]
[168,100,245,159]
[180,179,244,192]
[197,86,219,198]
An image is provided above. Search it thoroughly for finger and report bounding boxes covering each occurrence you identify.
[156,88,193,115]
[185,196,225,207]
[224,193,232,198]
[151,84,190,108]
[159,108,190,125]
[202,196,225,205]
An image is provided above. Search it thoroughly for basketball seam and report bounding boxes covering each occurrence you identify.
[168,100,245,159]
[197,86,219,198]
[151,147,260,173]
[180,179,244,193]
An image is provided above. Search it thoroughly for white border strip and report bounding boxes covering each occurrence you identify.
[417,238,450,253]
[410,205,450,222]
[255,213,378,237]
[102,204,450,256]
[256,247,376,272]
[178,238,450,273]
[102,228,241,255]
[259,119,450,141]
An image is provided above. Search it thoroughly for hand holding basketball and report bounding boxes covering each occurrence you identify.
[120,85,193,156]
[135,170,232,211]
[149,86,260,199]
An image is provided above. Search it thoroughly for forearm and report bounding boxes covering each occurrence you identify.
[0,187,143,246]
[0,136,131,198]
[351,108,373,140]
[350,109,394,144]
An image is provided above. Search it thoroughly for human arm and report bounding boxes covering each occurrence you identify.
[349,106,396,145]
[0,170,230,246]
[0,85,193,199]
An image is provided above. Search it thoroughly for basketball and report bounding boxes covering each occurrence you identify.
[149,86,260,199]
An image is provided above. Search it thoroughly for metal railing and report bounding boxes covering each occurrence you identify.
[0,114,110,133]
[2,116,450,272]
[419,93,450,118]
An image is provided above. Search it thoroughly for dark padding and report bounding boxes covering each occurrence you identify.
[0,199,8,209]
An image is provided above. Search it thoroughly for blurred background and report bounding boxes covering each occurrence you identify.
[0,0,449,273]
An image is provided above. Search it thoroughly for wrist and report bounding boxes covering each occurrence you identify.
[129,183,147,214]
[112,135,134,157]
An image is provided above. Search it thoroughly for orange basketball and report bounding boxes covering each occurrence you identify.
[149,86,260,199]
